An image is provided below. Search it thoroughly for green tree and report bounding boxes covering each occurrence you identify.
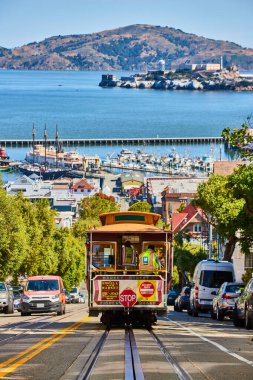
[0,189,28,280]
[79,194,120,225]
[54,228,85,290]
[222,116,253,160]
[128,201,151,212]
[174,242,207,285]
[194,174,245,260]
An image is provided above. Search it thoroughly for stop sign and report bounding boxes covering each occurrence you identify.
[119,288,137,307]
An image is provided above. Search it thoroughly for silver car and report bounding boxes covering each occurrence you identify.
[211,282,244,321]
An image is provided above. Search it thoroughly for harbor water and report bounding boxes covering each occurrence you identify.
[0,69,252,180]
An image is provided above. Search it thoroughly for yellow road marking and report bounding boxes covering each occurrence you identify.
[0,315,92,378]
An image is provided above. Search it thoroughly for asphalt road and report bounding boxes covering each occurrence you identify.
[0,305,252,379]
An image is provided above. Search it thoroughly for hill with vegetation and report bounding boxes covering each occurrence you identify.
[1,24,253,71]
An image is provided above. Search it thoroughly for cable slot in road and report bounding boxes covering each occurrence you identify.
[125,327,144,380]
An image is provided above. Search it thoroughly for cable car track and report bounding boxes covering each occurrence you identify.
[75,326,192,380]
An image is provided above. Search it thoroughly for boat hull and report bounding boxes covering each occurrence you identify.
[18,166,68,180]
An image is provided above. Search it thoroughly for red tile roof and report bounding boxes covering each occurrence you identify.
[71,179,94,190]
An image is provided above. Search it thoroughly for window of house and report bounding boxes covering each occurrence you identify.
[245,252,253,269]
[193,224,202,233]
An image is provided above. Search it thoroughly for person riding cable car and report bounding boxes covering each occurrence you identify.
[139,245,161,274]
[122,241,136,270]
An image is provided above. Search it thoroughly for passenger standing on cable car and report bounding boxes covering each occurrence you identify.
[139,245,161,274]
[122,241,136,270]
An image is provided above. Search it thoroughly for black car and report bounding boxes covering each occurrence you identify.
[174,286,191,311]
[167,289,179,306]
[233,276,253,329]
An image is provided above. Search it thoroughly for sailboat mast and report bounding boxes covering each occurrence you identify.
[55,125,59,169]
[44,125,47,171]
[32,124,35,167]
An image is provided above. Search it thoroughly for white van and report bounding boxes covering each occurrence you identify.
[189,259,235,316]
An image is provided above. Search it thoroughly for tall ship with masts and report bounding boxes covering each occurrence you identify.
[19,126,83,179]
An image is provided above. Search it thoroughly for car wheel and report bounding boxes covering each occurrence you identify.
[57,303,64,316]
[4,303,14,314]
[245,309,253,330]
[192,304,198,317]
[233,307,244,327]
[211,309,216,319]
[216,306,224,321]
[21,311,31,316]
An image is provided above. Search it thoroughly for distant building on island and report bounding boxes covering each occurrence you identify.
[175,63,221,71]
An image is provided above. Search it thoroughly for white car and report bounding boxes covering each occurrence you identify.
[69,287,80,303]
[189,259,235,317]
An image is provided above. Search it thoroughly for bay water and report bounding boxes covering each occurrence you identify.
[0,69,252,178]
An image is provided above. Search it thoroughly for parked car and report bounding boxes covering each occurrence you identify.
[69,287,80,303]
[233,276,253,329]
[167,289,178,306]
[211,282,244,321]
[174,286,191,312]
[0,282,14,314]
[65,291,71,304]
[12,285,22,312]
[79,293,85,303]
[20,275,66,316]
[188,259,235,317]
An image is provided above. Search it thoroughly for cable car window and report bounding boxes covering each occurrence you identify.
[92,242,116,269]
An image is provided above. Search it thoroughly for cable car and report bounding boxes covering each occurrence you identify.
[86,211,172,327]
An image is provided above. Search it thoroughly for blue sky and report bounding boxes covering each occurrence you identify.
[1,0,253,48]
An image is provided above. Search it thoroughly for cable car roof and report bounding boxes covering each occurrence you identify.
[99,211,161,226]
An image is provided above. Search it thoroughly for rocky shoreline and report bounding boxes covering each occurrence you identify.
[99,68,253,91]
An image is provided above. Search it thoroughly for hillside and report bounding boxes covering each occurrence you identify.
[1,24,253,71]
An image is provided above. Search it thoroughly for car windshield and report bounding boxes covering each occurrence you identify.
[200,270,233,288]
[70,287,78,293]
[225,284,244,293]
[26,280,59,291]
[182,287,190,295]
[0,283,6,291]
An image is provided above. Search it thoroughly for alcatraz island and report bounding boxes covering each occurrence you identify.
[99,60,253,91]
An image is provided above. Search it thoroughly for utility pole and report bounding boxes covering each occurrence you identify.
[208,223,213,259]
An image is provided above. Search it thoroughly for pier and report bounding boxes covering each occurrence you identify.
[0,136,223,148]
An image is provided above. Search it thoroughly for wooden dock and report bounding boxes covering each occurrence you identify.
[0,136,223,148]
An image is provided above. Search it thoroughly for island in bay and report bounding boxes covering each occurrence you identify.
[99,64,253,91]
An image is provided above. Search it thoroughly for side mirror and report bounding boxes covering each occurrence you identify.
[211,291,217,295]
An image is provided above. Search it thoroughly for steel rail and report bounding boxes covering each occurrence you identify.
[125,327,144,380]
[149,329,192,380]
[77,329,109,380]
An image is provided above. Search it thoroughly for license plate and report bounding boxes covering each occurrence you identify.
[201,300,212,305]
[37,303,44,308]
